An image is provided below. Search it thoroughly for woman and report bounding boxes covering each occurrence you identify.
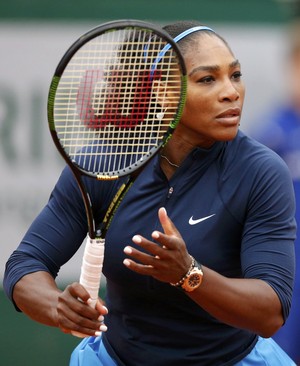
[4,20,297,365]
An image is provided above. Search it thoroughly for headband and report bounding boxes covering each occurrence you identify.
[147,25,215,77]
[173,26,215,43]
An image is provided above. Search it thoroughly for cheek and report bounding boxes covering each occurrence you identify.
[180,99,212,129]
[186,86,206,108]
[184,94,212,117]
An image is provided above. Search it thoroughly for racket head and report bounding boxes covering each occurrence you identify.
[48,20,187,180]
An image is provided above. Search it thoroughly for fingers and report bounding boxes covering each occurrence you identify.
[57,282,108,337]
[123,234,189,283]
[132,234,171,256]
[67,281,91,303]
[123,207,191,283]
[124,242,156,272]
[123,207,184,260]
[95,299,108,315]
[123,246,170,281]
[158,207,181,237]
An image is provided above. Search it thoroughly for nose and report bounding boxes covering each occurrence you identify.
[219,80,240,102]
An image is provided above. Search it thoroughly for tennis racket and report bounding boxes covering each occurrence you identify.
[47,19,187,333]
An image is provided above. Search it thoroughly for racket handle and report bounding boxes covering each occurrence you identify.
[71,235,105,338]
[80,235,105,307]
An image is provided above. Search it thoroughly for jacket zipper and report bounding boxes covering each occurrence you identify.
[167,186,174,199]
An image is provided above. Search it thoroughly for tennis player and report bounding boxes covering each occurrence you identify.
[4,20,297,365]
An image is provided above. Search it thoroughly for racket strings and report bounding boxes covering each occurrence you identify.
[53,27,183,176]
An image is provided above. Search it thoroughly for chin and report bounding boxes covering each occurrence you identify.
[216,127,239,142]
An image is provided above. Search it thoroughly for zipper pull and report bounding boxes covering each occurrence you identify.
[167,186,174,198]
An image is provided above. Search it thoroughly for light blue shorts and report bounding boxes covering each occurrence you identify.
[235,337,296,365]
[69,336,296,366]
[70,336,117,366]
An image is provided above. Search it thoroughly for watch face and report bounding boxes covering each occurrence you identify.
[188,273,202,287]
[182,268,203,292]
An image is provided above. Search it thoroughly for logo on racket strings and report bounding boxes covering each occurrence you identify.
[77,69,162,129]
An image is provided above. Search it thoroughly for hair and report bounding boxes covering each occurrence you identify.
[163,20,232,55]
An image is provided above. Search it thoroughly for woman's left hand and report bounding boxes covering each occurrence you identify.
[123,207,192,284]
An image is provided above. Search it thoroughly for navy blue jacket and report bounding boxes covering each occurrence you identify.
[4,131,296,365]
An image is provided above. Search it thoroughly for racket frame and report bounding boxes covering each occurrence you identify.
[47,20,187,239]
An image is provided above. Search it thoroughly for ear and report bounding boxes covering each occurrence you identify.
[152,80,170,109]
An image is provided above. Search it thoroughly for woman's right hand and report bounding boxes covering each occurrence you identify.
[13,271,108,338]
[57,282,108,337]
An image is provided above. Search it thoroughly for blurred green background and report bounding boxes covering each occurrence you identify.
[1,0,299,365]
[0,0,294,23]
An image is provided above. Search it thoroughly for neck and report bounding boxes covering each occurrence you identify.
[160,154,180,168]
[160,134,193,168]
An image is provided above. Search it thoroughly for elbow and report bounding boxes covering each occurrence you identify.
[255,282,287,338]
[256,314,284,338]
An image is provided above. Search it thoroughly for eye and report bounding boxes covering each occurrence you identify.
[198,75,215,84]
[232,71,242,81]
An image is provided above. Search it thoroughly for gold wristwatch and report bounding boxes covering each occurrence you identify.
[181,263,203,292]
[170,256,203,292]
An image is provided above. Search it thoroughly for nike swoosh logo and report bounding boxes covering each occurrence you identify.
[189,214,216,225]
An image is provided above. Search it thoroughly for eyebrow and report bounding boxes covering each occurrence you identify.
[189,59,241,77]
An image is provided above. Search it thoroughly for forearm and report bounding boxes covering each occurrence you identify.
[188,266,283,337]
[12,270,109,337]
[13,271,61,328]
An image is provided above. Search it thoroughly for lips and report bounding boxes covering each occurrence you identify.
[216,108,241,119]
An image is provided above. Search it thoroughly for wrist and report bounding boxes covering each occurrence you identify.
[170,255,203,292]
[170,255,195,287]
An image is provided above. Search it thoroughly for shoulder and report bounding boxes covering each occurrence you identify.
[217,131,295,226]
[222,130,290,177]
[218,131,294,213]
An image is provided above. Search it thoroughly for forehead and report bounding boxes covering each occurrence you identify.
[183,33,235,67]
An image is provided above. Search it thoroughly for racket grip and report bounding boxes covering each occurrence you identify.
[79,235,105,308]
[71,235,105,338]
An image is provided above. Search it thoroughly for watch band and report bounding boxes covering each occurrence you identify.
[181,262,203,292]
[170,255,195,288]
